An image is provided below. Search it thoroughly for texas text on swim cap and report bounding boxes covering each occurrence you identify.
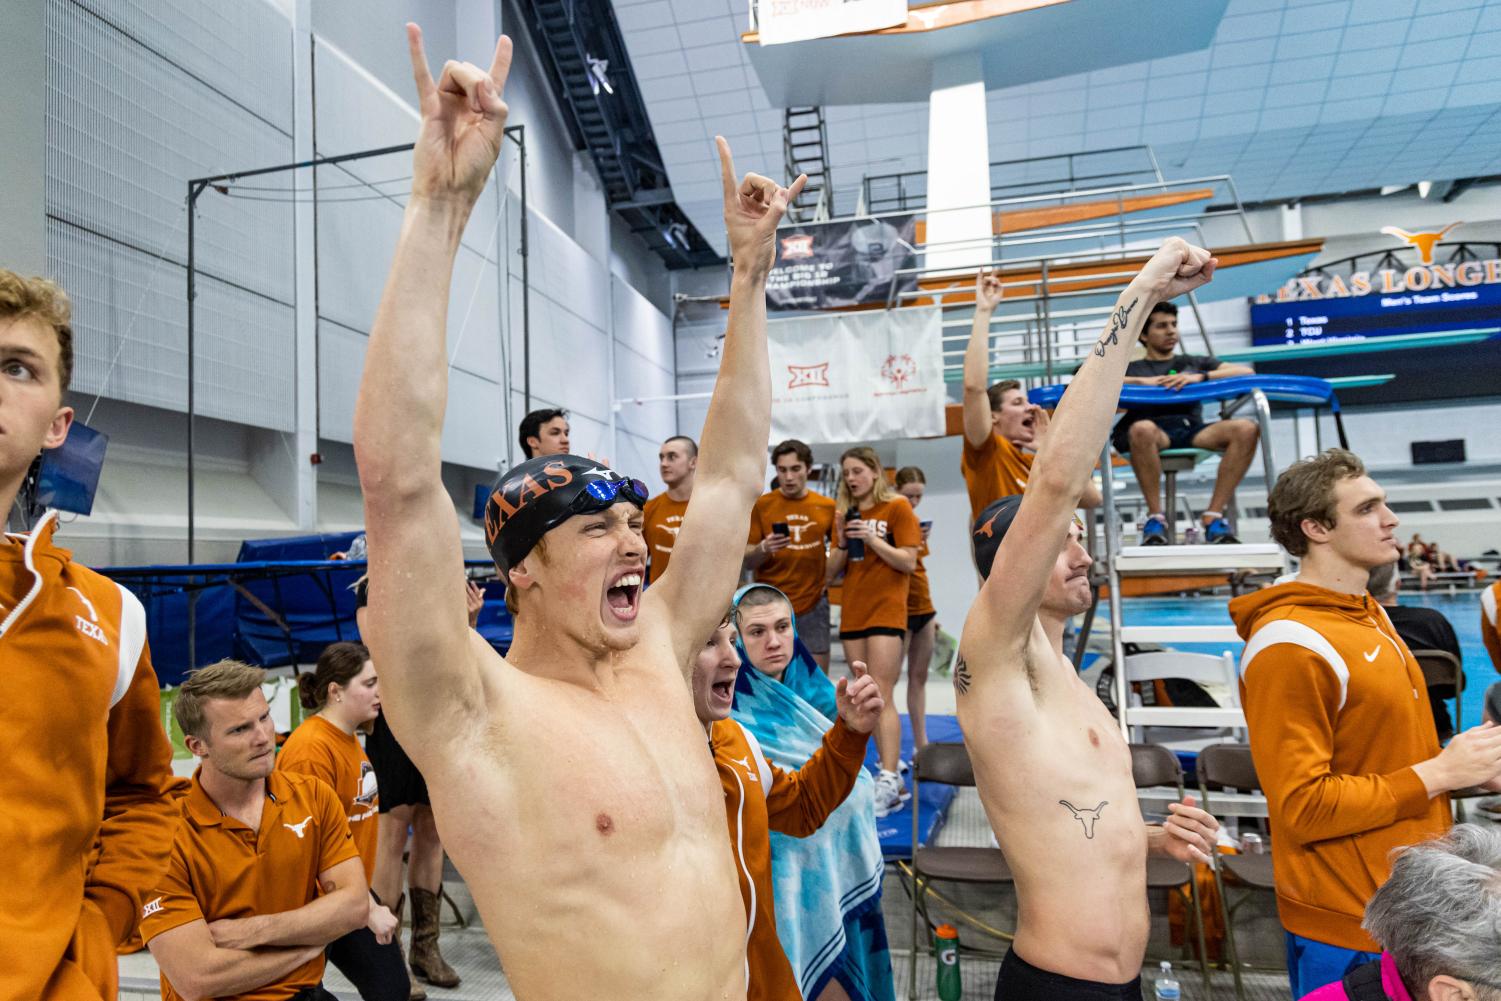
[483,455,646,573]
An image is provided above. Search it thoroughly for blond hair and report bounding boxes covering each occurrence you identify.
[836,446,897,510]
[0,270,74,391]
[174,660,266,740]
[1267,448,1367,557]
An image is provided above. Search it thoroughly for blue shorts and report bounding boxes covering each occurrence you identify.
[1112,415,1206,454]
[1285,931,1380,997]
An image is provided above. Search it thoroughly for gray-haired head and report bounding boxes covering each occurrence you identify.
[1363,824,1501,1000]
[1367,560,1399,599]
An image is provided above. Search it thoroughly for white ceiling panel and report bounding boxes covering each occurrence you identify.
[609,0,1501,256]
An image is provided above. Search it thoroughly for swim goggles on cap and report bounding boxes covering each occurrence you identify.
[576,476,650,510]
[484,455,651,573]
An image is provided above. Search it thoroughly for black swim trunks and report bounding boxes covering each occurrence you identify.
[994,948,1142,1001]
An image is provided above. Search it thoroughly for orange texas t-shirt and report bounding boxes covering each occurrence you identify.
[642,493,689,584]
[907,535,935,618]
[960,431,1033,523]
[837,497,921,633]
[747,491,837,616]
[277,714,380,884]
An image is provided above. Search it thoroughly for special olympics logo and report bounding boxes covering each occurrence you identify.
[780,234,815,260]
[787,363,830,389]
[881,353,918,390]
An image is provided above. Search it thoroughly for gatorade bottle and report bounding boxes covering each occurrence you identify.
[1153,960,1180,1000]
[845,506,865,561]
[934,924,961,1001]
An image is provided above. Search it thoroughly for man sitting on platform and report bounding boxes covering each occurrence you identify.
[1113,301,1257,545]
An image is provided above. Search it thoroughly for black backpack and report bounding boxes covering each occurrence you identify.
[1341,959,1387,1000]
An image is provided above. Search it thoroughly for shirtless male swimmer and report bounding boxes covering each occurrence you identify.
[352,25,805,1001]
[958,238,1223,1001]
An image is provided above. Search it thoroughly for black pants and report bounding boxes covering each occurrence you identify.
[994,948,1143,1001]
[326,924,411,1001]
[291,988,340,1001]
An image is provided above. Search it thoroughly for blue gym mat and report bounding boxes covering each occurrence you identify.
[869,714,963,860]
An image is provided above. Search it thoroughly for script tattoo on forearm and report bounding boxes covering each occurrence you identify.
[1060,800,1108,839]
[953,658,971,696]
[1093,298,1139,357]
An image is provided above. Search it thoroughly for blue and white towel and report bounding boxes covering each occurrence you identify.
[731,585,895,1001]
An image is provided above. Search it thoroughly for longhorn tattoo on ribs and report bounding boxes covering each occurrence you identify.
[1060,799,1108,839]
[1093,298,1138,357]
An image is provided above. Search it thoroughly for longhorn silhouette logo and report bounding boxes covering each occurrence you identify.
[1060,800,1108,839]
[1380,222,1460,265]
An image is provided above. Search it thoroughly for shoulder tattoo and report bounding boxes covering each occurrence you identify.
[953,657,971,696]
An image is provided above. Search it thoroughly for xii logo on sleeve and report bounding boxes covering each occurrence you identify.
[141,896,163,918]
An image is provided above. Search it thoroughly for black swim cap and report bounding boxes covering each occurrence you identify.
[483,455,648,573]
[971,495,1023,581]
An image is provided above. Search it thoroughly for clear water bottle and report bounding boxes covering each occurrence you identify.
[1154,960,1181,1000]
[1183,523,1200,545]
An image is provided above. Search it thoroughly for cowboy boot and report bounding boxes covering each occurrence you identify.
[385,893,426,1001]
[409,887,460,989]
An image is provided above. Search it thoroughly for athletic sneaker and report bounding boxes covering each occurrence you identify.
[873,769,910,819]
[1140,514,1169,546]
[1204,516,1239,544]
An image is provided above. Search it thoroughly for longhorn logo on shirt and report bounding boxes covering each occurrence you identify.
[1381,222,1460,265]
[283,816,313,839]
[787,363,830,390]
[67,586,109,645]
[780,234,815,260]
[484,460,577,544]
[731,756,759,782]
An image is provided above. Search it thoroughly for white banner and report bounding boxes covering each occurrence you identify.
[756,0,908,46]
[767,307,944,444]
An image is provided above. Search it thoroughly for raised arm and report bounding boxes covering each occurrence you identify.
[967,239,1216,652]
[642,139,805,670]
[353,25,512,749]
[961,270,1004,448]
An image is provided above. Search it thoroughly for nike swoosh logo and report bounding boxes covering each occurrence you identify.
[1363,647,1380,662]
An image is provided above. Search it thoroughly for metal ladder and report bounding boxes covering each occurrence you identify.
[783,106,832,221]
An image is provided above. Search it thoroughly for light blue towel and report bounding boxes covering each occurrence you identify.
[732,585,895,1001]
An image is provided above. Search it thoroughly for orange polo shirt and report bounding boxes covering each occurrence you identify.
[960,432,1032,522]
[837,497,921,633]
[747,491,837,616]
[642,493,689,584]
[277,714,380,883]
[141,769,361,1001]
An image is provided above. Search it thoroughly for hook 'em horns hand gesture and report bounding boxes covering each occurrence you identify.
[716,136,807,280]
[406,23,513,207]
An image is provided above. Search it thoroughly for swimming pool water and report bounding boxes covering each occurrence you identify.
[1120,592,1494,730]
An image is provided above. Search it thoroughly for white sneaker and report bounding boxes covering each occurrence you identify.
[873,768,911,819]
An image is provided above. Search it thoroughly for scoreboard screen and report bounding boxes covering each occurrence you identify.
[1248,259,1501,405]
